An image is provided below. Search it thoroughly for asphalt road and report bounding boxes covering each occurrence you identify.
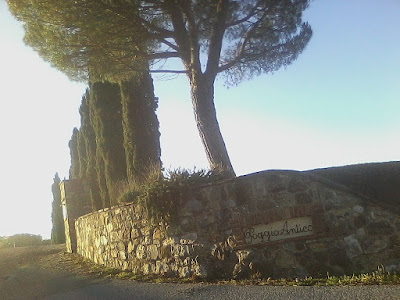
[1,245,399,300]
[47,280,400,300]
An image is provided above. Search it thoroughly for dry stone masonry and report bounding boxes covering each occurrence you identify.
[71,167,400,279]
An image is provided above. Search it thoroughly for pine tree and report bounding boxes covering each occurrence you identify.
[8,0,312,176]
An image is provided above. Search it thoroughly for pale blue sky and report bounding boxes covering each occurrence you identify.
[0,0,399,238]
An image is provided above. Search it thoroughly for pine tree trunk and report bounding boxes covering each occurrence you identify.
[189,73,235,177]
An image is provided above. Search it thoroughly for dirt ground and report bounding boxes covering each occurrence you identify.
[0,244,106,299]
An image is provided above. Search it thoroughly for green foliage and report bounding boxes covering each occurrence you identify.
[247,266,400,286]
[68,128,80,179]
[78,90,103,210]
[7,0,313,175]
[67,78,163,210]
[118,167,223,222]
[90,81,127,207]
[120,69,162,185]
[7,0,151,82]
[0,234,43,249]
[7,0,312,85]
[51,173,65,244]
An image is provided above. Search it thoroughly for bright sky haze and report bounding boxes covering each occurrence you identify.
[0,0,399,238]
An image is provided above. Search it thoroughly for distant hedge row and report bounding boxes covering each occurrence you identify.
[0,234,46,249]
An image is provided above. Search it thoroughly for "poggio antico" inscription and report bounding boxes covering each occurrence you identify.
[243,217,313,245]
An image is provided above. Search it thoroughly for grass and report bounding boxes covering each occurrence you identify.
[63,252,399,286]
[217,267,400,286]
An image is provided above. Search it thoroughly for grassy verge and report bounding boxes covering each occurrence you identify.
[63,252,399,286]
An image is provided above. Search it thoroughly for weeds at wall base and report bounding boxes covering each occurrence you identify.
[64,252,399,286]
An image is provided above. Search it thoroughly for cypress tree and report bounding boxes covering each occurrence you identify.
[51,173,65,244]
[89,81,127,207]
[120,68,162,184]
[68,128,80,179]
[77,130,87,179]
[78,90,103,210]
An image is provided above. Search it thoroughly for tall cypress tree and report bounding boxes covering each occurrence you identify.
[90,81,127,207]
[70,79,163,208]
[51,173,65,244]
[68,128,80,179]
[120,68,162,184]
[77,130,87,179]
[78,90,103,210]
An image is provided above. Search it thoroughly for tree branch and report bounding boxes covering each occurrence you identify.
[205,0,229,77]
[180,1,201,72]
[218,39,296,73]
[158,38,179,51]
[149,69,187,73]
[225,0,265,28]
[148,52,180,60]
[167,4,192,66]
[97,1,174,38]
[217,9,268,73]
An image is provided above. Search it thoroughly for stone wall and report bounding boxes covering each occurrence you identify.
[75,169,400,279]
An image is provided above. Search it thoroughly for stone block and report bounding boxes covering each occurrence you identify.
[193,264,207,279]
[184,199,203,212]
[122,261,129,271]
[352,205,364,214]
[343,235,363,258]
[306,241,329,252]
[136,245,146,259]
[147,244,160,260]
[181,232,198,243]
[153,228,164,240]
[366,221,393,235]
[143,263,152,275]
[288,178,307,193]
[160,245,172,260]
[110,232,119,242]
[127,241,135,254]
[363,237,388,254]
[100,235,108,245]
[117,241,125,251]
[157,261,171,275]
[179,266,190,278]
[122,228,130,240]
[295,192,313,205]
[141,226,153,236]
[120,250,127,260]
[131,227,140,239]
[106,222,114,232]
[111,249,119,258]
[273,249,298,268]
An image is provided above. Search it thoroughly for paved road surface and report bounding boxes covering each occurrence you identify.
[1,245,399,300]
[47,280,400,300]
